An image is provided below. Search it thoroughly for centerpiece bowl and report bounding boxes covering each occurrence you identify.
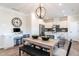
[32,35,39,39]
[41,36,49,41]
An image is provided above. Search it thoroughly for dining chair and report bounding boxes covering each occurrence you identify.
[57,39,66,48]
[57,33,67,48]
[53,39,72,56]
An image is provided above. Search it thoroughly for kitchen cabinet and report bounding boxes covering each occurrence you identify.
[0,35,14,49]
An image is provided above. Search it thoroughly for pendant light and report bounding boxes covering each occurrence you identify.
[35,4,46,19]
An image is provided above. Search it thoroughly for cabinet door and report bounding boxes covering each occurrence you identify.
[4,36,14,49]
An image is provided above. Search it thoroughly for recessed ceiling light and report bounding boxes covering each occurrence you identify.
[58,3,62,6]
[62,10,65,13]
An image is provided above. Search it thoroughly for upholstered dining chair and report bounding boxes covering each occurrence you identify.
[57,33,67,48]
[57,39,66,48]
[53,39,72,56]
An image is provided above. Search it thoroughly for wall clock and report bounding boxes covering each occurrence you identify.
[12,17,22,27]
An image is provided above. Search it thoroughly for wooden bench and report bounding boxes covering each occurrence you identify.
[19,45,50,56]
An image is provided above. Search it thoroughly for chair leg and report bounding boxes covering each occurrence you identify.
[66,42,72,56]
[66,39,72,56]
[57,43,60,48]
[19,49,21,56]
[22,51,24,54]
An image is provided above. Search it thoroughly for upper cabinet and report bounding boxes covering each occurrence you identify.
[45,17,68,28]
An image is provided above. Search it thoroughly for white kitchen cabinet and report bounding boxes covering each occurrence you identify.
[3,36,14,49]
[0,35,14,49]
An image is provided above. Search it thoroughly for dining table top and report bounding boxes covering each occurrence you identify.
[23,37,59,48]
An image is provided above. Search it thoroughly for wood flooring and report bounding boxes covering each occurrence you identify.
[0,41,79,56]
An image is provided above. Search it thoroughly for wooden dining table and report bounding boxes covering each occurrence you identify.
[23,37,59,56]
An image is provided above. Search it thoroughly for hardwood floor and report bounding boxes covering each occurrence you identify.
[64,41,79,56]
[0,46,29,56]
[0,41,79,56]
[69,41,79,56]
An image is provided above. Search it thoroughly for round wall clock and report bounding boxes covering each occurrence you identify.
[12,17,22,27]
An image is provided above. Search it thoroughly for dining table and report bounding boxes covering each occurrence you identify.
[23,37,59,56]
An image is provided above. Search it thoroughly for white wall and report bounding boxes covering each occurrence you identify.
[31,12,45,35]
[31,13,39,35]
[39,19,45,25]
[45,22,53,28]
[0,6,31,35]
[68,15,79,41]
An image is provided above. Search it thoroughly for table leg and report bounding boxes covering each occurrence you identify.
[50,47,53,56]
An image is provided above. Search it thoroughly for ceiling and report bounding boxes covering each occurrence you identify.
[0,3,79,20]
